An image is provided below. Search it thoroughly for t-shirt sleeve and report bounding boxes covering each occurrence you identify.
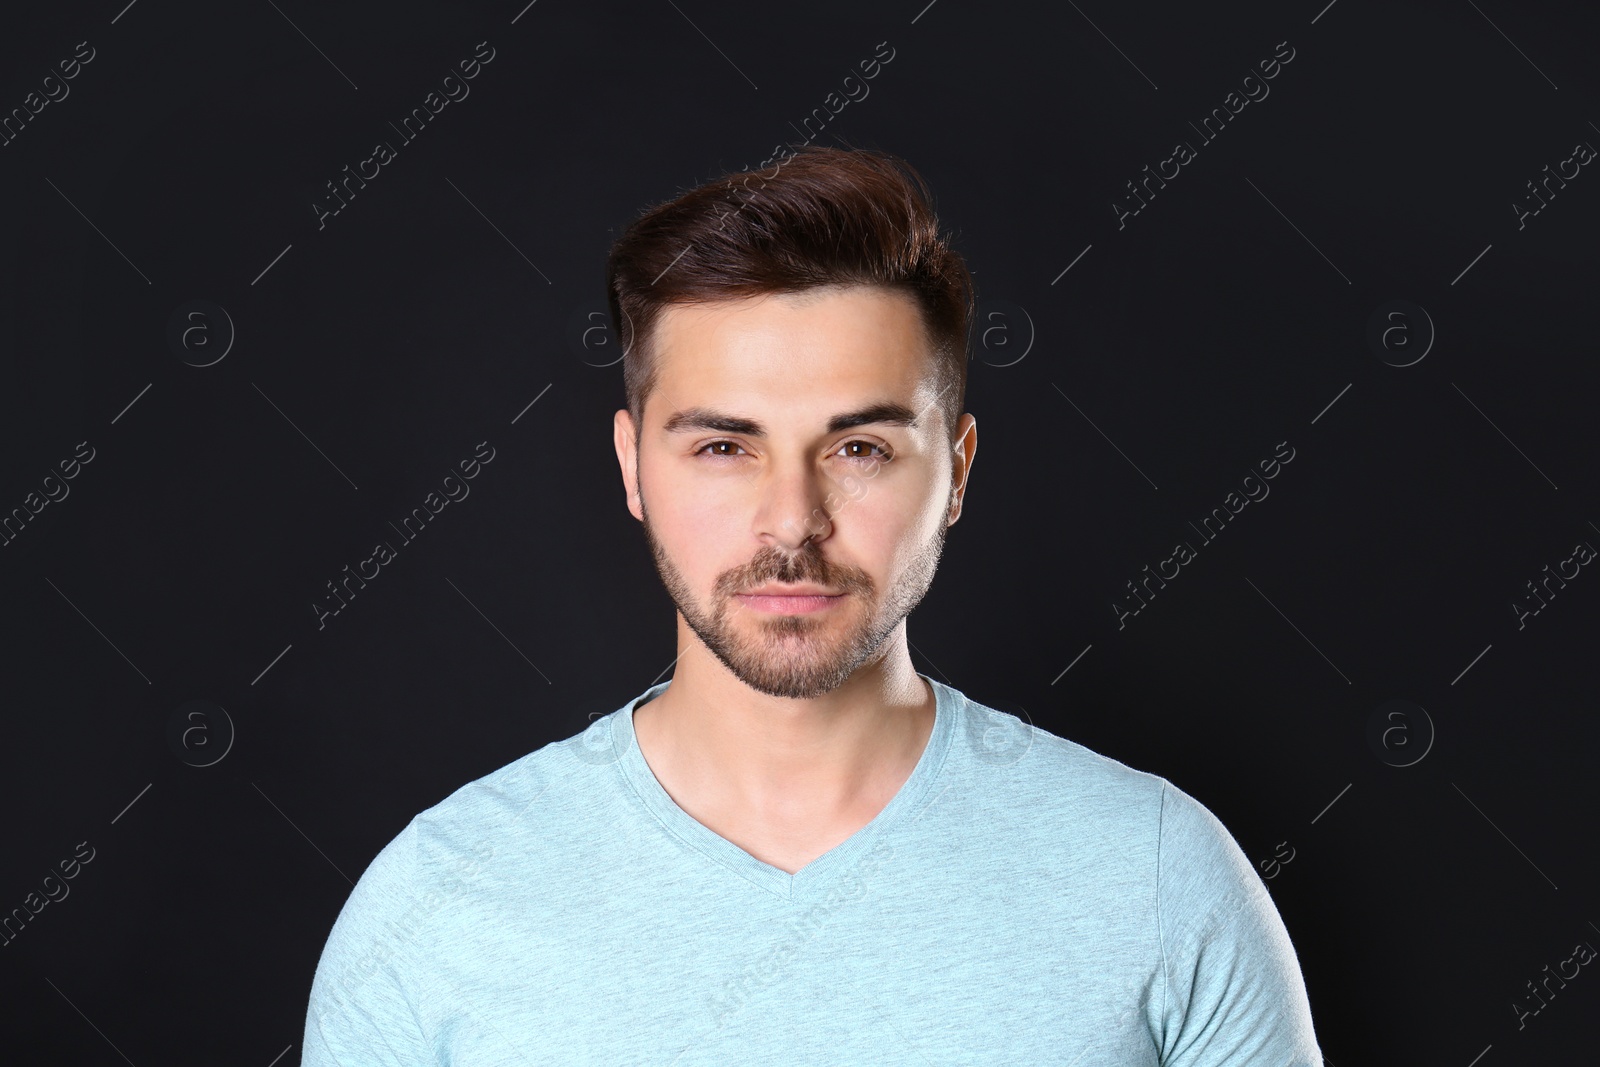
[1154,779,1323,1066]
[301,819,437,1066]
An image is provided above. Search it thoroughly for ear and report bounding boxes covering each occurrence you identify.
[613,409,643,522]
[947,413,977,525]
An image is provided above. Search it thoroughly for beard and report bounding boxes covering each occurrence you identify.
[637,488,951,700]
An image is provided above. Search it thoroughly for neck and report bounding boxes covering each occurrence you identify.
[632,619,935,824]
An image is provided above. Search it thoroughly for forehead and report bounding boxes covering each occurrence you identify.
[647,286,940,427]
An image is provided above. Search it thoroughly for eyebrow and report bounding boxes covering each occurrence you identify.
[660,400,921,437]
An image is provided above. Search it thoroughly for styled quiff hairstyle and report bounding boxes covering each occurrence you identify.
[606,144,974,438]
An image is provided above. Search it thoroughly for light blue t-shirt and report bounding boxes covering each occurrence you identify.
[302,675,1322,1065]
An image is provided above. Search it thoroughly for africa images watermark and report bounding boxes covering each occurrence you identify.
[776,40,895,157]
[1,840,97,949]
[704,840,896,1029]
[1112,39,1297,230]
[1072,800,1302,1063]
[313,440,497,630]
[1511,135,1595,231]
[0,440,96,550]
[1113,440,1297,629]
[1509,530,1594,631]
[313,839,498,1029]
[1511,934,1596,1031]
[0,39,97,150]
[779,385,954,546]
[313,40,497,231]
[648,39,898,291]
[571,40,898,362]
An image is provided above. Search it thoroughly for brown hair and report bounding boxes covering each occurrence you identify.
[606,144,974,438]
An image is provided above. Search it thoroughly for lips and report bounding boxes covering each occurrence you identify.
[733,590,843,615]
[740,586,839,597]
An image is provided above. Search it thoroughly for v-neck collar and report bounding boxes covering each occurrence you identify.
[610,672,957,901]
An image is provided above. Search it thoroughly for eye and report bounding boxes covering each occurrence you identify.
[694,440,748,461]
[837,440,890,463]
[692,440,891,463]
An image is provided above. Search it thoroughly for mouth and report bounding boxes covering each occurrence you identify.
[733,591,845,615]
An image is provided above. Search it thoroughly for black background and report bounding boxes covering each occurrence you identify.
[2,0,1597,1062]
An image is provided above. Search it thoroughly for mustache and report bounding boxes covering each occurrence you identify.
[717,545,871,597]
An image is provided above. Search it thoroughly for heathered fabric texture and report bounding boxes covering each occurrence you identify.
[302,675,1323,1065]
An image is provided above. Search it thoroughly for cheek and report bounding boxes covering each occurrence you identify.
[660,496,725,550]
[843,479,935,566]
[860,461,945,527]
[646,465,739,565]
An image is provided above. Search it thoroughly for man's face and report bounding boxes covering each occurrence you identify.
[612,285,976,701]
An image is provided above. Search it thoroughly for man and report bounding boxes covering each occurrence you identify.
[302,145,1323,1064]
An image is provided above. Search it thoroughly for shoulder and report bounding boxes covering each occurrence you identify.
[954,686,1169,827]
[1152,777,1264,917]
[406,710,634,878]
[312,710,633,1004]
[330,707,630,934]
[951,688,1253,856]
[1152,780,1273,947]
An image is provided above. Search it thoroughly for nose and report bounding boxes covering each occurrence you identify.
[755,456,834,552]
